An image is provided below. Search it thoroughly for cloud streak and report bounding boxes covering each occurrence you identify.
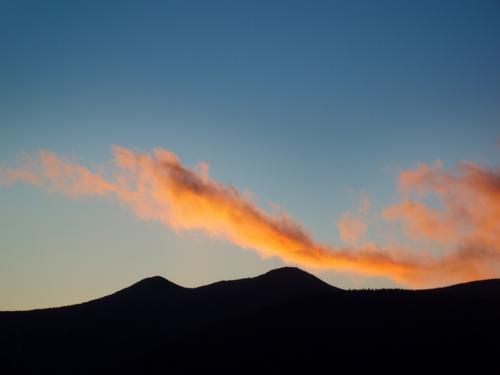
[1,148,499,287]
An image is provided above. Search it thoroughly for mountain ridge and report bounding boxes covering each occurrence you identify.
[3,267,500,313]
[1,266,500,373]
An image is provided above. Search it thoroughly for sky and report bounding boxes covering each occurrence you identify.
[0,0,499,310]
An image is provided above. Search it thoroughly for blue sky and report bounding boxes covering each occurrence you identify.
[1,0,499,309]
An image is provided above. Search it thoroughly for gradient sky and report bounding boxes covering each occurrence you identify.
[1,0,499,310]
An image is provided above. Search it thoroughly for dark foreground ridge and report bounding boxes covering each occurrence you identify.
[1,267,499,373]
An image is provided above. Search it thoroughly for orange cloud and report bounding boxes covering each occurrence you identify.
[382,200,457,244]
[1,151,115,197]
[1,148,499,287]
[337,194,369,245]
[388,161,500,248]
[337,213,367,245]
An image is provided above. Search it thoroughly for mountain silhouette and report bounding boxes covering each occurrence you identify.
[93,275,185,304]
[1,267,499,374]
[426,277,500,299]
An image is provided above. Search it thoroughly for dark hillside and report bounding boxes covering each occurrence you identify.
[1,268,499,373]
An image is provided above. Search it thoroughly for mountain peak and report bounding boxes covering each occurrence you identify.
[255,266,337,292]
[127,275,183,292]
[262,266,311,277]
[134,275,173,286]
[103,275,185,304]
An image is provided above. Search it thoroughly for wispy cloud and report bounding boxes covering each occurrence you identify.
[337,194,369,245]
[1,147,499,287]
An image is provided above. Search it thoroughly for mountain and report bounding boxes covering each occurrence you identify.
[426,277,500,299]
[1,268,500,374]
